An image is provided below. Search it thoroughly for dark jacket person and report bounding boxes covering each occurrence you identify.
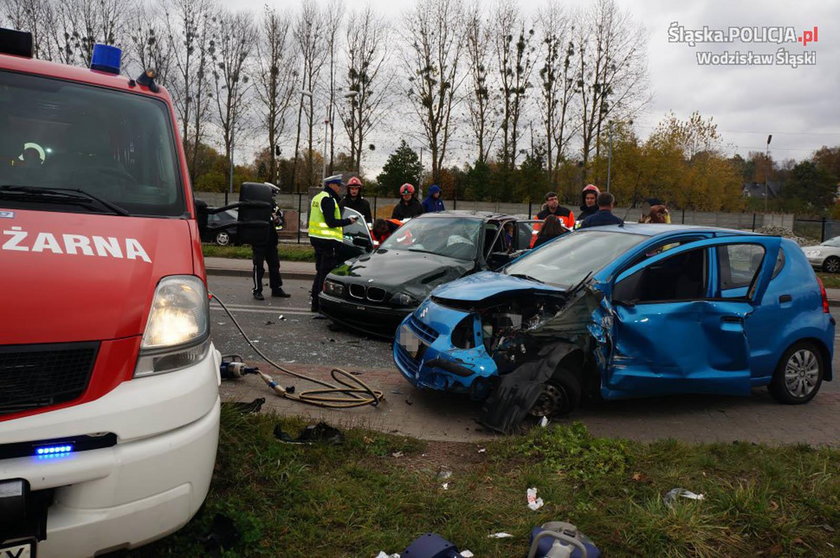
[578,184,601,221]
[391,183,424,220]
[579,192,624,228]
[339,176,372,224]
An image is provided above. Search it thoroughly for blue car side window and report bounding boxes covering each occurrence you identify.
[614,247,707,304]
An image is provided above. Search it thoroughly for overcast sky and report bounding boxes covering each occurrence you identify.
[234,0,838,175]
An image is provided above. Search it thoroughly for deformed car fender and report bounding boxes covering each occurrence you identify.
[479,339,579,434]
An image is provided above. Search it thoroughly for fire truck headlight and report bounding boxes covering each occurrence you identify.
[134,276,210,377]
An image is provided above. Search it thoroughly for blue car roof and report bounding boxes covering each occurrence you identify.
[588,222,762,238]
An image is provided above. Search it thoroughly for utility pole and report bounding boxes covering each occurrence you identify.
[322,113,329,181]
[418,147,424,187]
[765,134,772,213]
[606,121,613,192]
[227,132,234,205]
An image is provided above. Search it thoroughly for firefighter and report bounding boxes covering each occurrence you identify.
[309,174,358,313]
[339,175,372,224]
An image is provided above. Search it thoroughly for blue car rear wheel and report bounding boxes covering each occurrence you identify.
[769,341,824,404]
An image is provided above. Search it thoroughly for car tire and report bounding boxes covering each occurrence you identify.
[215,231,231,246]
[823,256,840,273]
[528,368,582,417]
[769,341,824,404]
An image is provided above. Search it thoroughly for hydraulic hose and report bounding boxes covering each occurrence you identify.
[211,293,384,409]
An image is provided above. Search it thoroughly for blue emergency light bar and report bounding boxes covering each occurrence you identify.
[35,444,74,456]
[91,43,121,74]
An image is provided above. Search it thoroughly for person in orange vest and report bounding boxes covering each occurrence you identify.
[535,191,575,228]
[371,218,403,246]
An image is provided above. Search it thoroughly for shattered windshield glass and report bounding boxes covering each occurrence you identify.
[505,230,647,287]
[379,216,481,260]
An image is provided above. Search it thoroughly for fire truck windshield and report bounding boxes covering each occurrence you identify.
[0,70,185,217]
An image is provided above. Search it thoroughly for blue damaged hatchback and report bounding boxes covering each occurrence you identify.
[393,225,835,433]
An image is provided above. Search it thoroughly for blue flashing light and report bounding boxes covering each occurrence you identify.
[35,444,74,457]
[91,44,122,75]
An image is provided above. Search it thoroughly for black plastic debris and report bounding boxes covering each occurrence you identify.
[273,422,344,445]
[402,533,463,558]
[224,398,265,414]
[200,513,241,557]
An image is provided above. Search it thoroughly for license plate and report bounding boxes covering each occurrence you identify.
[399,325,423,359]
[0,539,35,558]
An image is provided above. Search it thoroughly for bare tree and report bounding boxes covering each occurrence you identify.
[3,0,58,60]
[324,0,344,175]
[464,4,495,164]
[253,7,296,186]
[125,1,173,84]
[403,0,465,183]
[536,1,576,184]
[575,0,648,178]
[50,0,125,66]
[211,9,253,192]
[292,0,329,190]
[164,0,216,182]
[492,0,536,169]
[338,6,390,173]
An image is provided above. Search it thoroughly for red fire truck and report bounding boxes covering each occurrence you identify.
[0,29,220,557]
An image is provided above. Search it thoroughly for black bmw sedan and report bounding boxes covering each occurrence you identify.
[318,211,538,337]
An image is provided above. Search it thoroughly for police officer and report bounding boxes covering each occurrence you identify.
[309,174,358,313]
[252,193,290,300]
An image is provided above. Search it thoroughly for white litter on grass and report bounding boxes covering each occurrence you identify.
[442,482,449,490]
[663,488,705,507]
[375,552,400,558]
[539,417,549,427]
[478,448,486,453]
[461,551,474,557]
[527,487,544,510]
[488,532,513,538]
[392,451,404,458]
[437,470,452,480]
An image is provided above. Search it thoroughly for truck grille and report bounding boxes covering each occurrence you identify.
[0,342,99,415]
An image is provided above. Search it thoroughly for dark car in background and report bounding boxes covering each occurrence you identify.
[319,211,539,337]
[203,208,239,245]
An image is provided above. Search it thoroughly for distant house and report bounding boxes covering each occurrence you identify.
[742,181,782,199]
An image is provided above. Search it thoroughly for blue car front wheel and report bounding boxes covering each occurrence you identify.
[528,368,582,417]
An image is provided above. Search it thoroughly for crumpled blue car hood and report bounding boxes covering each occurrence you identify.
[432,271,565,301]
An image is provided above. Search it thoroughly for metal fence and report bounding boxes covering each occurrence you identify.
[793,217,840,243]
[194,191,797,244]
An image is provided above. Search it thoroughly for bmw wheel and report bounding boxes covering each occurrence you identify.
[215,231,231,246]
[823,256,840,273]
[528,368,581,417]
[769,341,824,404]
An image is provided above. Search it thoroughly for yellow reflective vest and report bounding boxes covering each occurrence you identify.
[308,191,343,241]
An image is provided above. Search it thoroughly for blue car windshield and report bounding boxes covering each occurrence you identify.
[379,216,481,260]
[505,230,647,287]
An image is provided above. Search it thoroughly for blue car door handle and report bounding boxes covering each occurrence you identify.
[779,294,792,303]
[721,315,744,323]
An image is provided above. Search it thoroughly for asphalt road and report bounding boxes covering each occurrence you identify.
[209,275,840,446]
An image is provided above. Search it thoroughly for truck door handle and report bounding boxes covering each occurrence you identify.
[778,294,792,303]
[721,315,743,323]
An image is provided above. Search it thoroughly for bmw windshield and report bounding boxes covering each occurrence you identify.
[504,229,647,287]
[379,216,482,260]
[0,70,184,217]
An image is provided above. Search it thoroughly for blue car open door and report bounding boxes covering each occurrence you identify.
[600,235,781,399]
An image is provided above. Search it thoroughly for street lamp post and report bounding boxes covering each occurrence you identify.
[765,134,772,214]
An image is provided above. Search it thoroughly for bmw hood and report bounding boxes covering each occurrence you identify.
[432,271,565,302]
[330,250,474,298]
[0,209,196,343]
